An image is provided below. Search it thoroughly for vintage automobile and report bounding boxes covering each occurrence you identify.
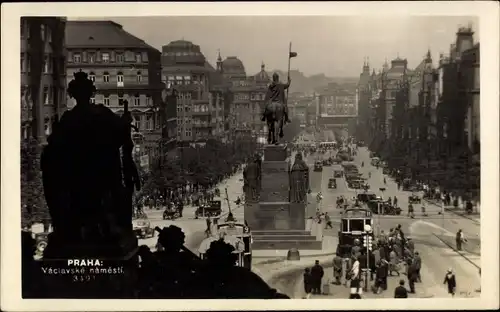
[163,207,181,220]
[408,193,421,204]
[348,179,364,189]
[357,192,377,204]
[402,178,412,191]
[133,218,155,239]
[337,207,374,258]
[367,199,402,215]
[35,232,49,257]
[195,200,222,218]
[314,161,323,172]
[328,178,337,189]
[322,159,332,166]
[370,157,380,167]
[198,222,253,270]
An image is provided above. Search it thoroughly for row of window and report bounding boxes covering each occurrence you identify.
[163,51,202,57]
[21,54,64,75]
[83,71,144,83]
[177,117,223,125]
[72,51,143,64]
[87,94,151,107]
[21,20,52,42]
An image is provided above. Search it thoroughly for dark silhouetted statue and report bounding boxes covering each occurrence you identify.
[243,153,262,202]
[289,152,310,203]
[41,70,139,259]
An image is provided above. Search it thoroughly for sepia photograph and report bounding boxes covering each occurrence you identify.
[1,2,499,311]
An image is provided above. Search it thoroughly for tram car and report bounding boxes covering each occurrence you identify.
[198,222,253,270]
[337,207,374,258]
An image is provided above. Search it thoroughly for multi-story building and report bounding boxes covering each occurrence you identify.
[161,40,226,142]
[461,42,480,154]
[21,17,67,223]
[21,17,67,143]
[220,56,269,135]
[289,97,312,126]
[335,90,357,116]
[65,20,163,167]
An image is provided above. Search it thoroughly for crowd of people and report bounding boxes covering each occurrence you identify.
[22,224,288,299]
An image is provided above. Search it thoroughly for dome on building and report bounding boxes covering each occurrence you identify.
[222,56,246,76]
[167,40,195,49]
[254,62,270,83]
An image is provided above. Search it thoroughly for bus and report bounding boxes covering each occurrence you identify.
[337,207,374,258]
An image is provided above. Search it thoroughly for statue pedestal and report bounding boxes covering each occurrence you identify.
[246,144,321,250]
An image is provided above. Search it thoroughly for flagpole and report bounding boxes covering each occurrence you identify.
[286,42,292,106]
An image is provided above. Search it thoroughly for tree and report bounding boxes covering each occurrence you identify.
[21,139,48,224]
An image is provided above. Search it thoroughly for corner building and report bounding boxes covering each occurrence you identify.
[161,40,226,142]
[65,21,163,163]
[21,17,67,143]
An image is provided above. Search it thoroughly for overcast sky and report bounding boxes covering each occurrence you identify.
[71,16,479,77]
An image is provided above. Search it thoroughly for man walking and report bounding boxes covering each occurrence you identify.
[324,212,333,229]
[332,253,343,285]
[456,229,467,251]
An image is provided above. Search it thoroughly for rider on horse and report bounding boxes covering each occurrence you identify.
[261,72,291,123]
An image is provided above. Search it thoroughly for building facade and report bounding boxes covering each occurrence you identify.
[161,40,226,143]
[220,56,269,135]
[21,17,67,143]
[65,21,163,166]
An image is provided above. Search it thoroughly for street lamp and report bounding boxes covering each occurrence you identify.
[377,187,386,236]
[362,224,373,291]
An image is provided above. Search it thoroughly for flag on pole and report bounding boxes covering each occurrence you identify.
[289,51,298,58]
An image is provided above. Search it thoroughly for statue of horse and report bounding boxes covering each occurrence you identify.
[263,101,285,145]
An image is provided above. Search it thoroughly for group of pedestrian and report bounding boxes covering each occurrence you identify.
[303,260,325,298]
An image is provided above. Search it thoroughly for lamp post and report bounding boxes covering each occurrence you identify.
[363,224,373,292]
[377,187,386,236]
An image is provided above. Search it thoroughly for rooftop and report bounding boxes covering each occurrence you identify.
[66,21,157,50]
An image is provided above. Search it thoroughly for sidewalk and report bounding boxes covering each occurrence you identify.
[424,199,480,224]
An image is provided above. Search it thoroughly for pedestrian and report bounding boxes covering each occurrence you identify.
[393,196,398,207]
[349,277,362,299]
[443,268,457,297]
[332,253,343,285]
[344,257,353,287]
[389,249,400,276]
[324,212,333,229]
[206,217,212,235]
[351,239,362,259]
[406,237,415,254]
[421,203,427,217]
[303,268,313,299]
[456,229,467,251]
[413,251,422,282]
[406,259,418,294]
[311,260,324,294]
[394,279,409,298]
[408,204,414,218]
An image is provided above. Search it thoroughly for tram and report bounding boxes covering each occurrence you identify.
[337,207,374,258]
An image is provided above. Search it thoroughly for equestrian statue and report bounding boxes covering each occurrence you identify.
[261,72,291,145]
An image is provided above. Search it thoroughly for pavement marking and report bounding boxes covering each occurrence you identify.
[432,233,481,270]
[409,220,481,271]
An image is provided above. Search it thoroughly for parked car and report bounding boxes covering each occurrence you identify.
[133,219,155,239]
[314,161,323,172]
[328,178,337,189]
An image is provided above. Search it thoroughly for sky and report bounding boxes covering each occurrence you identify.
[71,16,479,78]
